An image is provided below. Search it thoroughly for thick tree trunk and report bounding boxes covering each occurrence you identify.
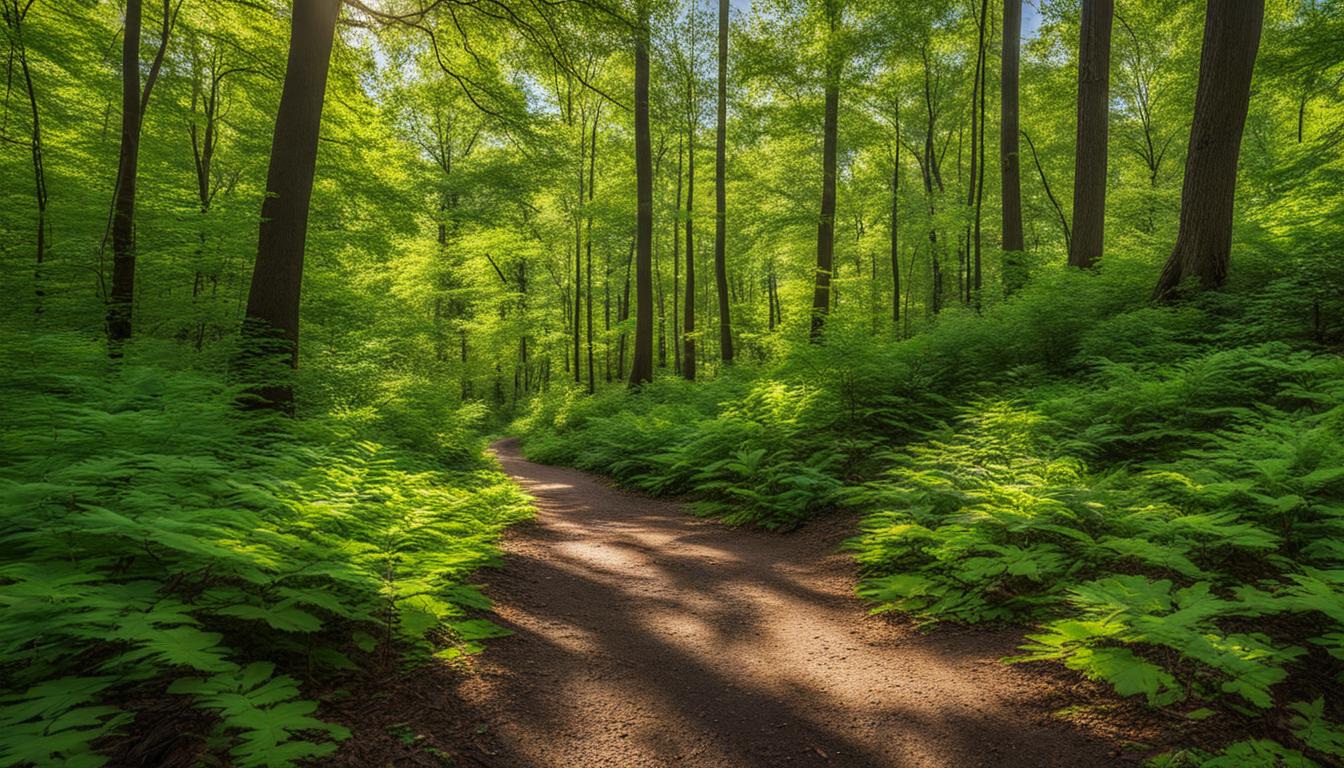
[106,0,143,345]
[628,9,655,387]
[810,74,840,342]
[242,0,340,406]
[714,0,733,364]
[1154,0,1264,299]
[1001,0,1025,290]
[1068,0,1112,268]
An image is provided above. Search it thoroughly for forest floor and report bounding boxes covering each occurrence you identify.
[327,439,1177,767]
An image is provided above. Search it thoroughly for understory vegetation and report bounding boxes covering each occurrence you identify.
[516,253,1344,766]
[0,332,529,766]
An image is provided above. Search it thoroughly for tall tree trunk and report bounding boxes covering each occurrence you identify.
[1154,0,1264,299]
[673,136,682,375]
[107,0,144,345]
[1001,0,1025,290]
[586,106,599,393]
[682,105,697,381]
[4,4,49,308]
[809,66,840,342]
[713,0,733,364]
[890,153,900,325]
[242,0,340,407]
[628,7,655,387]
[573,108,586,384]
[972,0,988,310]
[1068,0,1113,268]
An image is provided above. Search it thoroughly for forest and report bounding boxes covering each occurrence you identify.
[1,0,1342,765]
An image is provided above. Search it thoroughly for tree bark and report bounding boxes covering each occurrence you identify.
[1154,0,1264,299]
[810,65,840,342]
[682,98,697,381]
[106,0,144,345]
[1001,0,1025,290]
[586,106,599,393]
[628,7,655,387]
[713,0,733,364]
[1068,0,1112,268]
[242,0,341,406]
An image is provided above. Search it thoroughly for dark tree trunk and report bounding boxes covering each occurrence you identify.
[809,70,840,342]
[682,105,697,381]
[3,4,49,308]
[714,0,733,364]
[1001,0,1025,290]
[890,153,900,326]
[107,0,143,345]
[586,106,599,393]
[574,109,585,384]
[628,8,655,387]
[672,136,682,375]
[1068,0,1113,268]
[1154,0,1264,299]
[242,0,340,406]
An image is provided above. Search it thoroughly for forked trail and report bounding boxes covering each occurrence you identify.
[363,439,1141,766]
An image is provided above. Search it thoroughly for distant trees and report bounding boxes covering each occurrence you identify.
[1068,0,1113,269]
[1154,0,1265,299]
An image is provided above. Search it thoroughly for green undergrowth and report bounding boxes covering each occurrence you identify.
[515,254,1344,764]
[0,332,530,767]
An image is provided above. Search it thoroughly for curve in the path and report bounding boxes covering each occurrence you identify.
[437,439,1128,767]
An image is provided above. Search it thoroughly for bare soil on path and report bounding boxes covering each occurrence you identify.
[331,439,1161,767]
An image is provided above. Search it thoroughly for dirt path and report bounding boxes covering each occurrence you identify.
[460,439,1144,767]
[332,439,1147,766]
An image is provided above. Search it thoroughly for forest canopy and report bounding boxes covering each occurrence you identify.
[2,0,1343,765]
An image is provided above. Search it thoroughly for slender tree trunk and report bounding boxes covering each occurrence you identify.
[628,7,655,387]
[1068,0,1113,268]
[586,106,599,393]
[890,153,900,326]
[1001,0,1025,290]
[810,65,840,342]
[673,136,682,375]
[242,0,340,407]
[682,106,697,381]
[5,9,48,308]
[714,0,733,364]
[574,108,586,384]
[1154,0,1264,299]
[973,0,988,309]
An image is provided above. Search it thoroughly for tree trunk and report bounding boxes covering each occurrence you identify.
[1068,0,1113,268]
[673,136,682,375]
[242,0,340,406]
[713,0,733,364]
[586,106,599,393]
[682,105,697,381]
[106,0,144,345]
[628,8,655,387]
[1154,0,1263,299]
[1001,0,1025,290]
[809,71,840,342]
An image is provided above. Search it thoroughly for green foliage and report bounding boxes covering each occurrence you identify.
[0,332,530,766]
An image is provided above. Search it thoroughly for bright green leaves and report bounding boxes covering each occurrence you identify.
[0,332,531,767]
[169,664,350,768]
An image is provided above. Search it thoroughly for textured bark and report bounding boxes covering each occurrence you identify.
[713,0,733,364]
[809,74,840,342]
[672,136,682,375]
[586,107,599,394]
[628,9,655,387]
[242,0,340,406]
[1001,0,1025,291]
[1154,0,1264,299]
[682,104,697,381]
[106,0,143,345]
[1068,0,1113,268]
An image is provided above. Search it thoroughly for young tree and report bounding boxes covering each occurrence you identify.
[1154,0,1264,299]
[713,0,733,363]
[243,0,342,405]
[1067,0,1112,269]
